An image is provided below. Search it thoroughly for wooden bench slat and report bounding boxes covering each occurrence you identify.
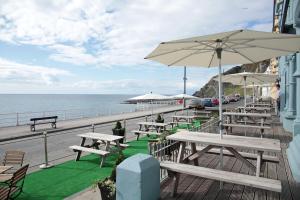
[186,146,279,162]
[160,161,281,192]
[132,130,162,135]
[69,145,109,156]
[223,124,271,129]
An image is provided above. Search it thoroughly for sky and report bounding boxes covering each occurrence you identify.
[0,0,273,95]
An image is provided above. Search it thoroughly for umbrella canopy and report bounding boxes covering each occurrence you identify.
[145,29,300,67]
[145,29,300,139]
[127,93,169,102]
[242,83,272,88]
[213,72,277,106]
[171,94,198,99]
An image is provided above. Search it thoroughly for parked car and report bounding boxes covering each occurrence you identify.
[188,98,204,109]
[222,96,229,104]
[203,98,213,107]
[228,96,239,102]
[211,97,219,106]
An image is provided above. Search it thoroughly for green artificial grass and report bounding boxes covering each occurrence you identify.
[18,138,149,200]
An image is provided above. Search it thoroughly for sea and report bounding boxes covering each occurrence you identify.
[0,94,138,127]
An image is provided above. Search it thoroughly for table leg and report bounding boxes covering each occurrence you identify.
[115,140,122,152]
[76,137,86,161]
[172,142,186,197]
[100,141,110,167]
[256,151,263,177]
[190,143,199,166]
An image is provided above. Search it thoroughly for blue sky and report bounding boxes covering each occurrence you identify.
[0,0,273,94]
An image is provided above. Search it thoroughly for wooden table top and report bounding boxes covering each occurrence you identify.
[137,122,169,126]
[0,166,12,174]
[166,131,281,153]
[193,110,212,114]
[78,132,123,142]
[172,115,197,119]
[223,112,271,118]
[238,106,271,111]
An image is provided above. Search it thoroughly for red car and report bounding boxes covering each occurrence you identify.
[212,98,219,106]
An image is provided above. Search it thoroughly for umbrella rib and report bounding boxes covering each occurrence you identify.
[220,30,244,47]
[145,43,206,59]
[223,43,256,63]
[227,35,300,42]
[167,48,211,66]
[208,51,216,68]
[227,41,298,53]
[225,39,255,49]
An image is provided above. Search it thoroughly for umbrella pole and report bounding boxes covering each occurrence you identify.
[244,76,247,108]
[217,48,223,189]
[252,82,255,104]
[151,100,153,122]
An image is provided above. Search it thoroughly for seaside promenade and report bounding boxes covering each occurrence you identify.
[0,105,185,141]
[0,105,188,172]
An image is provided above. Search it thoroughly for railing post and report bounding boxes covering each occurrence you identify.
[91,124,95,132]
[16,113,19,126]
[40,131,53,169]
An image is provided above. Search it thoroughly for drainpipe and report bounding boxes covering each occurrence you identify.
[293,53,300,136]
[286,54,296,118]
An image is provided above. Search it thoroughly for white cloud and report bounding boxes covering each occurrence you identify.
[0,57,71,85]
[0,0,273,67]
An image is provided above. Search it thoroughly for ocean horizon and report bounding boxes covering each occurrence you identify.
[0,94,142,127]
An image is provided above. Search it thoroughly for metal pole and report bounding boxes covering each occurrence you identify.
[183,66,187,94]
[16,113,19,126]
[91,124,95,132]
[252,82,255,103]
[40,131,53,169]
[244,76,247,108]
[216,47,223,189]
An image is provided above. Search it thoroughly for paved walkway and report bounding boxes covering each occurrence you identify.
[0,105,184,141]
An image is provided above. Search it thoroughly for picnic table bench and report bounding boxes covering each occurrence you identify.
[162,130,281,196]
[238,106,272,113]
[223,112,272,137]
[29,116,57,131]
[134,122,169,140]
[70,132,126,167]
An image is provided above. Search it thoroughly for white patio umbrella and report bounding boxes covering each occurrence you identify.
[171,94,197,99]
[213,72,277,106]
[145,29,300,181]
[127,92,169,120]
[242,83,273,102]
[171,93,198,109]
[145,29,300,139]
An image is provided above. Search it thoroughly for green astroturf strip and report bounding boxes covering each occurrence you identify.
[18,138,149,200]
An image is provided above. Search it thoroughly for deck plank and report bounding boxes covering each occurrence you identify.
[161,116,299,200]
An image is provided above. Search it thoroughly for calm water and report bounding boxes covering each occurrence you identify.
[0,94,138,126]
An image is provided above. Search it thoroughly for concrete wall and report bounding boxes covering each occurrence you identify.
[277,0,300,182]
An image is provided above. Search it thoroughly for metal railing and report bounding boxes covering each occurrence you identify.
[0,108,183,171]
[0,107,138,128]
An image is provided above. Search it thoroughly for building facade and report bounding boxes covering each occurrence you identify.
[275,0,300,182]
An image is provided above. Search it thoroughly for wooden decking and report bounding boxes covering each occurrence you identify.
[160,117,300,200]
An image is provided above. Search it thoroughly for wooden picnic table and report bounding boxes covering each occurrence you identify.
[70,132,124,167]
[193,110,212,115]
[164,130,281,194]
[223,112,272,137]
[238,106,272,113]
[137,122,169,133]
[0,166,12,174]
[247,103,272,107]
[223,112,271,124]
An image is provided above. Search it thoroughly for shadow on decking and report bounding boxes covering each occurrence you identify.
[160,117,300,200]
